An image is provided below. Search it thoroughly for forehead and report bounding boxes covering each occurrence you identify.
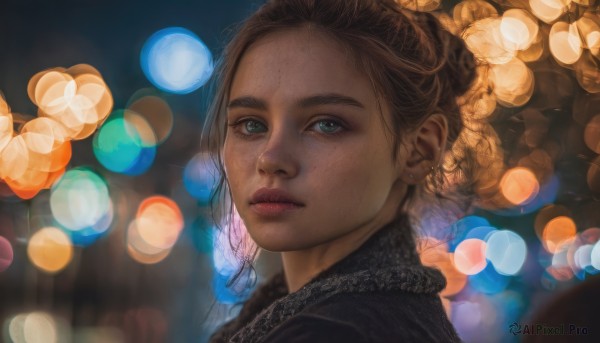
[229,27,376,105]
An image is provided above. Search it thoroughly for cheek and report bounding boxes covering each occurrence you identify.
[222,140,252,188]
[309,144,395,203]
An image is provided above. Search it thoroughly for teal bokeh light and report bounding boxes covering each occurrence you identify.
[50,167,112,239]
[93,110,155,175]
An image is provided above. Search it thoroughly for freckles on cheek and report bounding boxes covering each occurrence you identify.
[224,142,256,178]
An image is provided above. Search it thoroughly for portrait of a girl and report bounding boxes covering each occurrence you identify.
[204,0,478,341]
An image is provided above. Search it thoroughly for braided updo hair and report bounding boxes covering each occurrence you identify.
[202,0,480,291]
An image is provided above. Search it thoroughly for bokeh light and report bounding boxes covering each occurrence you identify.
[499,167,540,205]
[396,0,441,11]
[418,237,468,296]
[140,27,214,94]
[136,196,184,250]
[211,208,258,305]
[126,89,174,145]
[574,244,595,275]
[448,215,491,251]
[575,49,600,93]
[584,114,600,153]
[500,9,539,51]
[450,294,498,342]
[534,204,571,239]
[92,110,156,175]
[529,0,570,24]
[0,96,13,153]
[212,266,255,305]
[32,66,113,140]
[550,21,583,65]
[186,216,215,254]
[183,152,219,203]
[64,201,114,247]
[490,58,535,107]
[126,195,184,264]
[27,227,73,274]
[463,17,516,65]
[464,225,497,241]
[542,215,577,253]
[452,0,498,31]
[588,155,600,192]
[22,312,58,343]
[50,167,111,232]
[0,236,14,272]
[566,227,600,278]
[0,64,112,200]
[548,239,575,281]
[485,230,527,275]
[213,207,259,277]
[468,262,511,294]
[591,239,600,270]
[127,220,172,265]
[454,238,488,275]
[4,311,71,343]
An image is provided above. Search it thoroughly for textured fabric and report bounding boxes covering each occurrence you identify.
[208,215,461,343]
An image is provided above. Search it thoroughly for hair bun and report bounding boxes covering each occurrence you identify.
[412,10,477,97]
[443,33,477,97]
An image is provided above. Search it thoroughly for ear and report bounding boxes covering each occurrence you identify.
[400,114,448,184]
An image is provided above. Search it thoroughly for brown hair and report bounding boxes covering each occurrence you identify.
[202,0,479,293]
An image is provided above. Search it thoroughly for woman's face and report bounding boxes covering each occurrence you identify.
[223,28,408,252]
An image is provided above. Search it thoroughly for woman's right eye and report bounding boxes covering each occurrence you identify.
[228,118,268,136]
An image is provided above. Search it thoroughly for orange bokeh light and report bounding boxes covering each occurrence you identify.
[543,216,577,253]
[453,238,488,275]
[1,64,113,199]
[135,196,184,251]
[500,167,540,205]
[418,237,468,297]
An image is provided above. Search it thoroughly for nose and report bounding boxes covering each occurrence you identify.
[257,127,299,178]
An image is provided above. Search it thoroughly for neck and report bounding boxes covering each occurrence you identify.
[280,188,406,293]
[281,214,403,293]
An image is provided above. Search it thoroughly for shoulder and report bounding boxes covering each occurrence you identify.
[265,291,460,343]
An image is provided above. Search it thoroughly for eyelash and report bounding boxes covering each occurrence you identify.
[227,116,347,138]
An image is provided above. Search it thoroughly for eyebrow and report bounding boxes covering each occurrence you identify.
[227,93,365,111]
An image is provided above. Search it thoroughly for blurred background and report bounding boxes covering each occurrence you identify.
[0,0,599,342]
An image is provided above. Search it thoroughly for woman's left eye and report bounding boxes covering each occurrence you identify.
[311,119,344,134]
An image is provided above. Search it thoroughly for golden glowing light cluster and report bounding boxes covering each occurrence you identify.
[444,0,600,101]
[431,0,600,211]
[461,12,537,107]
[0,64,113,199]
[126,195,184,264]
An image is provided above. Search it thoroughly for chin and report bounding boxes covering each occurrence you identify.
[250,230,313,253]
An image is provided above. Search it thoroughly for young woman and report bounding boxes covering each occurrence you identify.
[204,0,478,341]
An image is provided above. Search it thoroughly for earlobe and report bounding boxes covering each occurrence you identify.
[400,114,448,184]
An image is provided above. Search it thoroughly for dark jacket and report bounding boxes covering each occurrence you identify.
[209,215,462,343]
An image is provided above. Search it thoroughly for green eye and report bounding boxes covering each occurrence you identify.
[244,120,267,133]
[315,120,342,134]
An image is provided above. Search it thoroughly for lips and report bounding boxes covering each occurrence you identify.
[249,188,304,206]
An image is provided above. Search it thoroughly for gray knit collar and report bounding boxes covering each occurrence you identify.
[210,215,447,343]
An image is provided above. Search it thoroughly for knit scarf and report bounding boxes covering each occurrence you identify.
[209,215,447,343]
